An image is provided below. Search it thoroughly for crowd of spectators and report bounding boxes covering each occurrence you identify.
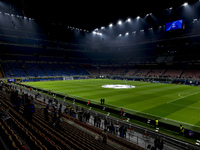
[10,89,35,122]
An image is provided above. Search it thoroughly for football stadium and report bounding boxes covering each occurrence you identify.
[1,0,200,150]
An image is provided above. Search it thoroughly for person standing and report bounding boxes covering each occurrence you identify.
[94,115,97,127]
[154,136,160,149]
[101,98,103,105]
[87,100,90,106]
[26,100,35,122]
[102,98,105,105]
[123,127,127,138]
[119,108,123,120]
[102,129,108,144]
[160,138,164,150]
[97,116,101,128]
[180,125,185,135]
[44,107,49,122]
[155,119,159,129]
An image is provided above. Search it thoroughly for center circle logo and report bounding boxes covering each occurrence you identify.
[102,84,135,89]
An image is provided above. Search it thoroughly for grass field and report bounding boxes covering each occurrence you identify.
[25,79,200,131]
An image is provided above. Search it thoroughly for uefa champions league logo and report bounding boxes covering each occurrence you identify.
[102,84,135,89]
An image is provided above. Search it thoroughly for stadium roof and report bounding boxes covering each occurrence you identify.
[3,0,199,31]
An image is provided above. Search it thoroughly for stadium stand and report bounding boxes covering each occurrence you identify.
[181,70,200,79]
[23,62,47,77]
[0,85,144,150]
[39,63,57,76]
[50,63,69,76]
[163,69,184,78]
[148,69,166,77]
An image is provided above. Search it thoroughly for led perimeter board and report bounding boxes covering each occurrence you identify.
[166,20,183,31]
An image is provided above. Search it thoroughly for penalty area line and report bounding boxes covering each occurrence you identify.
[167,92,200,104]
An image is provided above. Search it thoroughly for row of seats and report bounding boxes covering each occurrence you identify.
[0,120,24,150]
[1,61,90,78]
[84,64,200,79]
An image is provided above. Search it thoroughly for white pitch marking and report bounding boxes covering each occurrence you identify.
[167,92,199,104]
[168,103,200,110]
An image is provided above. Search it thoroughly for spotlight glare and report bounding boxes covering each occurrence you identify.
[118,20,122,25]
[183,2,188,6]
[109,23,113,27]
[119,34,122,36]
[125,32,129,35]
[137,16,140,19]
[126,18,131,22]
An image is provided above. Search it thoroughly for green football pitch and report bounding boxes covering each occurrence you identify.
[25,79,200,131]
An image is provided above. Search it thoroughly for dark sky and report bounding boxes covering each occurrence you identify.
[3,0,200,31]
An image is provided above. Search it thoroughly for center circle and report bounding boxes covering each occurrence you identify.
[102,84,135,89]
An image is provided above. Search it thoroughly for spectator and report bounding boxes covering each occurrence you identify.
[104,118,108,129]
[123,127,127,138]
[86,112,90,122]
[110,123,115,134]
[26,100,35,122]
[15,96,22,112]
[97,116,101,128]
[56,115,63,128]
[154,136,160,149]
[64,107,69,115]
[58,104,62,116]
[94,115,97,127]
[51,108,57,123]
[44,107,49,122]
[102,129,108,144]
[119,125,124,137]
[160,138,164,150]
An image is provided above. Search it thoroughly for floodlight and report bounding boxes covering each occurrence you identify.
[183,2,188,6]
[119,34,122,36]
[118,20,122,25]
[125,32,129,35]
[109,23,113,27]
[137,16,140,19]
[126,18,131,22]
